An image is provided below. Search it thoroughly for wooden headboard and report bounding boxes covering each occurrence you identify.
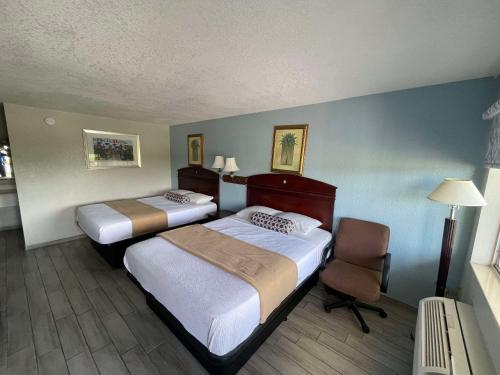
[246,174,337,232]
[178,167,220,208]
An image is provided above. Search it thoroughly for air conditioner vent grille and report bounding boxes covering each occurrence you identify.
[422,299,450,370]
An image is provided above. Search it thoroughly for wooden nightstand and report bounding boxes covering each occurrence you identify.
[206,210,236,221]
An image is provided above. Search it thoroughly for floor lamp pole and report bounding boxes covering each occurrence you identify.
[435,205,457,297]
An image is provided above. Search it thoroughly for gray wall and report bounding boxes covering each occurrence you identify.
[5,104,171,249]
[170,78,497,306]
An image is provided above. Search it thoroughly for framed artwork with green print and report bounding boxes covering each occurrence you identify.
[187,133,204,167]
[271,124,308,176]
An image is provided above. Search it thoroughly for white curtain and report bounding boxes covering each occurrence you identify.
[483,99,500,169]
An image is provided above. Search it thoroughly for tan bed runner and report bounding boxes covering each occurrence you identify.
[158,224,298,323]
[105,199,168,237]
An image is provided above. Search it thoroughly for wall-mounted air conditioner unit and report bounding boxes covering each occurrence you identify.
[413,297,495,375]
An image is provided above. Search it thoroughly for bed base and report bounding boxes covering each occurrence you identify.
[127,270,319,375]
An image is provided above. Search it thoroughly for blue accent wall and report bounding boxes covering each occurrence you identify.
[170,78,496,306]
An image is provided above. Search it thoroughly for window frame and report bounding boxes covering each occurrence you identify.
[494,226,500,274]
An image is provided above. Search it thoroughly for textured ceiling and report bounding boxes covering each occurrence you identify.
[1,1,499,125]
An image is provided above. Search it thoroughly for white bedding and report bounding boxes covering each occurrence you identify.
[76,196,217,244]
[124,216,331,356]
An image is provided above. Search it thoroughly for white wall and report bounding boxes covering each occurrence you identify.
[4,103,171,249]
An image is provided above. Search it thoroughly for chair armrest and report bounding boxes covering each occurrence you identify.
[319,239,334,271]
[380,253,391,293]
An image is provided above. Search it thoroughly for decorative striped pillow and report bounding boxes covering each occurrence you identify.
[164,191,190,204]
[250,211,295,234]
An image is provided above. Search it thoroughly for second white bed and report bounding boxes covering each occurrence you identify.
[124,216,331,356]
[77,196,217,244]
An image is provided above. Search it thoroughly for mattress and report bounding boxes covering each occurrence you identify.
[76,196,217,244]
[124,216,331,356]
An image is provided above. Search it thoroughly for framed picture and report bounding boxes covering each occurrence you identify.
[82,129,141,169]
[187,133,204,167]
[271,124,308,176]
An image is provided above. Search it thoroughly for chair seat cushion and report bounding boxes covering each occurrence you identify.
[320,259,381,302]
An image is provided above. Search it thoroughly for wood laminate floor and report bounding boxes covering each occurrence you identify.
[0,229,416,375]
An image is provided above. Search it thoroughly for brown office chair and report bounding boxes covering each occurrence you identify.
[320,218,391,333]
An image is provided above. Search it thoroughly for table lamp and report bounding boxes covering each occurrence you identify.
[211,155,225,173]
[428,179,486,296]
[223,157,239,178]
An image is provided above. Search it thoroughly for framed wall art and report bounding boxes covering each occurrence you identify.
[271,124,308,176]
[187,133,204,167]
[82,129,141,169]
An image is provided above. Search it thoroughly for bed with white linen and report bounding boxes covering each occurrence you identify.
[79,167,220,269]
[77,196,217,244]
[125,215,331,355]
[76,166,220,246]
[124,173,337,374]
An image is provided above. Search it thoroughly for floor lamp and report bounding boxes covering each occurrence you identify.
[428,179,486,297]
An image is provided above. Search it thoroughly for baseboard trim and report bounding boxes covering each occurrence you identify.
[25,234,87,251]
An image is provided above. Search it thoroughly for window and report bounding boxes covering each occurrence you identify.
[470,168,500,274]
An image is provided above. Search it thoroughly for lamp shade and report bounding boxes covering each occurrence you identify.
[428,179,486,207]
[223,157,239,173]
[212,155,225,169]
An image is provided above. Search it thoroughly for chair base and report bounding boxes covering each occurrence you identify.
[324,298,387,333]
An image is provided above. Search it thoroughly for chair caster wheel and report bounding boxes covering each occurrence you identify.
[362,325,370,333]
[379,311,387,318]
[324,305,331,313]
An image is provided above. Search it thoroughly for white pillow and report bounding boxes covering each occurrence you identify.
[169,189,194,195]
[187,192,213,204]
[275,212,322,234]
[236,206,282,221]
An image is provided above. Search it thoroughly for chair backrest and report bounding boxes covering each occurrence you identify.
[334,218,390,271]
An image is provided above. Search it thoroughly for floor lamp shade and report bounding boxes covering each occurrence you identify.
[428,179,487,208]
[428,179,486,297]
